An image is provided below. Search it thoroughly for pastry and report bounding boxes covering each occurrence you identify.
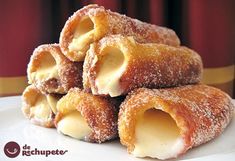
[55,88,122,143]
[27,44,83,94]
[22,85,62,128]
[59,4,180,61]
[118,84,234,159]
[83,35,203,97]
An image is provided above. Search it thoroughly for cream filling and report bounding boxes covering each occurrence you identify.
[69,30,94,53]
[68,16,95,55]
[57,111,92,140]
[132,109,184,160]
[46,95,59,114]
[30,95,51,122]
[31,52,59,81]
[95,47,126,97]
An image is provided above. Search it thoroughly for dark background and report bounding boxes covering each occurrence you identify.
[0,0,234,97]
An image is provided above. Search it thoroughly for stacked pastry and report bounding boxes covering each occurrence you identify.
[22,4,234,160]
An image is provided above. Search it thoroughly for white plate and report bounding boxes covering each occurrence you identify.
[0,96,234,161]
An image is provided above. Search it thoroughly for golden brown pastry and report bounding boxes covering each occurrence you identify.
[118,85,234,160]
[22,85,63,128]
[27,44,83,94]
[83,35,203,97]
[59,4,180,61]
[55,88,122,143]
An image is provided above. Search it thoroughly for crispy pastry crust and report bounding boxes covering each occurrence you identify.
[59,4,180,61]
[27,44,83,94]
[118,84,234,158]
[22,85,62,128]
[83,35,203,97]
[55,88,122,143]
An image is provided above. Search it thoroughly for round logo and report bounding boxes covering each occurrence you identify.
[4,141,20,158]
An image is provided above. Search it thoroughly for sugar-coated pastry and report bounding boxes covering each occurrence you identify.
[55,88,122,143]
[27,44,83,94]
[83,35,202,97]
[118,85,234,160]
[59,4,180,61]
[22,85,63,128]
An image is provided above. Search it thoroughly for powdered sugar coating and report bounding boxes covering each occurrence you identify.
[55,88,123,143]
[27,44,83,94]
[22,85,63,128]
[84,35,202,97]
[107,10,180,46]
[118,84,234,157]
[59,4,180,61]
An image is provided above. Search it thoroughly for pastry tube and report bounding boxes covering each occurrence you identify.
[55,88,121,143]
[22,85,63,128]
[27,44,83,94]
[118,85,234,160]
[83,35,202,97]
[59,4,180,61]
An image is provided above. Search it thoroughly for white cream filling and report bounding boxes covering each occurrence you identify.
[95,47,126,97]
[68,16,95,54]
[30,95,51,121]
[31,52,59,81]
[46,95,59,114]
[57,111,92,140]
[132,109,184,160]
[30,94,59,122]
